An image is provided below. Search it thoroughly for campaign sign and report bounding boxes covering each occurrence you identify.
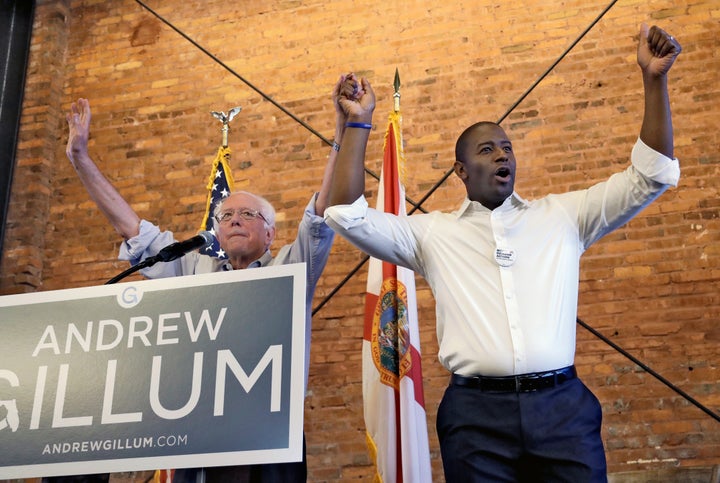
[0,263,306,479]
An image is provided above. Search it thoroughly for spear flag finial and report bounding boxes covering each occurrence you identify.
[393,68,400,113]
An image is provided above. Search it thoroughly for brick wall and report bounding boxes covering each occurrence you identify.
[1,0,718,481]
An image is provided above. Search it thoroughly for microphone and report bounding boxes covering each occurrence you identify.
[106,231,216,283]
[152,231,215,263]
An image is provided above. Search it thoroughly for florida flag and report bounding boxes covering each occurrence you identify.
[363,110,432,482]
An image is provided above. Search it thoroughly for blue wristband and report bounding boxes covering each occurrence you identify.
[345,122,372,129]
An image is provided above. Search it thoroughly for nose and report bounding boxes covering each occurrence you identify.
[493,146,508,161]
[228,209,246,225]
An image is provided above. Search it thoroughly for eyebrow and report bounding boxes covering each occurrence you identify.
[475,140,512,149]
[220,206,257,212]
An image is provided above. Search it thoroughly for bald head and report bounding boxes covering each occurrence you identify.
[455,121,503,162]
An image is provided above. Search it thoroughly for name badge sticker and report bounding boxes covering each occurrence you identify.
[494,248,516,267]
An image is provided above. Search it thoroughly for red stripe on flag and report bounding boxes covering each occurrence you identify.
[409,344,426,408]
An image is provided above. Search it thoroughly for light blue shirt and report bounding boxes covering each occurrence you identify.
[325,138,679,377]
[119,194,335,386]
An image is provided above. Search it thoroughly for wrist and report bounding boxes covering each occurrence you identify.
[345,121,372,130]
[641,69,669,83]
[67,149,89,164]
[347,113,373,124]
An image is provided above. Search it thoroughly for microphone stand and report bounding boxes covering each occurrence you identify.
[104,231,214,284]
[104,255,162,285]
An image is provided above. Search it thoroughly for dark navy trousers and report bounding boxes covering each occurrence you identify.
[437,377,607,482]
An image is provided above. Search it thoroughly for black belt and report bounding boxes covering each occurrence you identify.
[451,365,577,393]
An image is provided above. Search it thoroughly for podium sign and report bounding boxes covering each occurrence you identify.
[0,263,307,479]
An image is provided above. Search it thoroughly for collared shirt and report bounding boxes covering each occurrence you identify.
[324,138,679,377]
[119,195,335,386]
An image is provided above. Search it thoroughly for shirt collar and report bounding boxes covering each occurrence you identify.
[220,250,274,270]
[247,250,273,268]
[454,192,529,218]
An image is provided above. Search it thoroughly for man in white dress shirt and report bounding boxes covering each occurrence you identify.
[324,24,681,482]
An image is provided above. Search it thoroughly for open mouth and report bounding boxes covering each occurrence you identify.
[494,166,512,182]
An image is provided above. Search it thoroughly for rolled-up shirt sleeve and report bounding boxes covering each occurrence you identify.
[325,195,424,273]
[118,219,185,278]
[119,220,167,262]
[323,195,371,230]
[631,137,680,186]
[572,138,680,249]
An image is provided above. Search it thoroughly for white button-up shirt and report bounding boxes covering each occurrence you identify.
[325,139,679,377]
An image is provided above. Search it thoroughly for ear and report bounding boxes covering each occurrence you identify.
[265,225,276,249]
[453,160,468,181]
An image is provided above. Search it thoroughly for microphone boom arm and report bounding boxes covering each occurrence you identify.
[104,254,162,285]
[103,231,214,285]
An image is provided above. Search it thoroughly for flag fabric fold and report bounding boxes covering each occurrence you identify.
[152,469,174,483]
[363,110,432,483]
[199,145,236,259]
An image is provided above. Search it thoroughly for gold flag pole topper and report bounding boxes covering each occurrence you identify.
[388,68,406,193]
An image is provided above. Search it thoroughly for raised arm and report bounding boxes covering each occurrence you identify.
[328,75,376,206]
[637,23,681,159]
[314,75,352,216]
[66,98,141,240]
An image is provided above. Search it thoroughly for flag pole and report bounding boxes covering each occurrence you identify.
[361,70,432,483]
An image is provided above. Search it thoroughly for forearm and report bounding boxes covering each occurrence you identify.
[314,121,346,216]
[639,73,673,159]
[328,74,376,206]
[69,151,141,240]
[328,118,371,206]
[635,23,680,160]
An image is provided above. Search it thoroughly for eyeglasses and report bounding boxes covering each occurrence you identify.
[215,208,268,224]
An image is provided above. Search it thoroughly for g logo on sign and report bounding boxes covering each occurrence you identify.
[117,285,143,309]
[0,369,19,432]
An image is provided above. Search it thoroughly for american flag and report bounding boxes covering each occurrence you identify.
[199,146,235,259]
